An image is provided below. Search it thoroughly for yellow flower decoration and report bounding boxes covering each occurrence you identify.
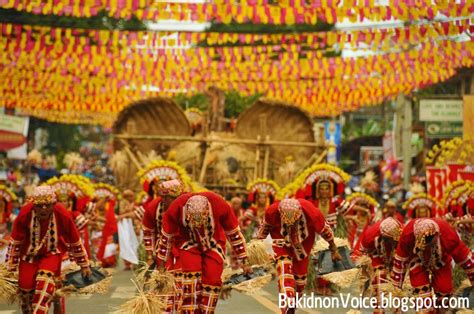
[45,175,94,198]
[137,159,193,192]
[94,182,121,200]
[278,163,350,199]
[346,192,379,208]
[0,185,17,202]
[247,178,281,195]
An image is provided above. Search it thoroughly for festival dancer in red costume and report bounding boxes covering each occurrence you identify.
[156,192,251,314]
[0,185,17,263]
[345,193,378,249]
[391,218,474,313]
[240,179,279,237]
[380,200,404,224]
[359,217,402,314]
[292,164,352,229]
[6,186,92,314]
[257,198,342,314]
[403,193,443,220]
[46,175,99,258]
[142,179,185,313]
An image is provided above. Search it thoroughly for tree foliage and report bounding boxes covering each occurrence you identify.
[0,8,146,30]
[173,90,263,118]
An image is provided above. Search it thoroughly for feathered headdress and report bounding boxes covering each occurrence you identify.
[94,183,121,201]
[137,160,193,197]
[278,163,350,200]
[346,192,379,215]
[246,178,280,204]
[46,175,94,211]
[403,193,443,219]
[443,181,474,217]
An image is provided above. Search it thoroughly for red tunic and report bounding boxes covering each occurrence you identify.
[142,197,163,254]
[391,218,472,288]
[313,197,353,227]
[7,202,89,270]
[258,199,334,261]
[157,192,247,263]
[359,221,397,270]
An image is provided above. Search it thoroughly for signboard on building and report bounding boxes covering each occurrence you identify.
[0,114,29,159]
[419,99,463,121]
[425,121,463,138]
[464,95,474,139]
[360,146,384,170]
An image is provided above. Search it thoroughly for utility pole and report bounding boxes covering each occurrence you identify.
[397,95,412,190]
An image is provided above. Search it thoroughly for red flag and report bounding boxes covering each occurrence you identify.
[447,163,465,183]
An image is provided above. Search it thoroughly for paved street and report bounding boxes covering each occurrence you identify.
[0,267,360,314]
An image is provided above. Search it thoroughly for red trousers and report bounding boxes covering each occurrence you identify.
[18,254,63,314]
[410,262,453,295]
[19,254,62,290]
[180,248,223,286]
[179,248,223,313]
[409,262,453,314]
[274,246,309,314]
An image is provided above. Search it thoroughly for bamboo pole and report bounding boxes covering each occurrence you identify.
[119,139,143,170]
[114,134,324,148]
[263,135,270,178]
[254,135,261,180]
[199,143,210,183]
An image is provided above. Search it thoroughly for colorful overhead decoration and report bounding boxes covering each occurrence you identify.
[1,1,472,23]
[0,3,472,125]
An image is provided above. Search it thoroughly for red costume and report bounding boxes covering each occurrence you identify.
[359,218,402,314]
[403,193,443,220]
[391,218,474,313]
[242,179,279,233]
[142,179,185,313]
[0,185,17,262]
[6,187,89,314]
[257,198,335,313]
[345,193,378,248]
[156,192,248,314]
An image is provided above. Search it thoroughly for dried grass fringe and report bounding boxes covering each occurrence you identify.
[311,237,349,255]
[144,270,175,294]
[0,264,18,304]
[246,240,272,266]
[221,265,275,297]
[113,280,168,314]
[56,266,113,297]
[321,268,360,289]
[454,279,472,296]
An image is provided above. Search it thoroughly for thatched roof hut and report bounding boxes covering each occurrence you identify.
[236,99,317,182]
[111,97,192,189]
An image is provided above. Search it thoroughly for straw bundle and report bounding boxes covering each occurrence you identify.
[377,282,410,298]
[232,273,273,294]
[346,310,362,314]
[311,237,349,255]
[221,265,275,295]
[77,277,112,295]
[246,240,272,266]
[114,280,168,314]
[321,268,360,289]
[0,265,18,304]
[454,279,472,296]
[144,270,175,294]
[457,310,474,314]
